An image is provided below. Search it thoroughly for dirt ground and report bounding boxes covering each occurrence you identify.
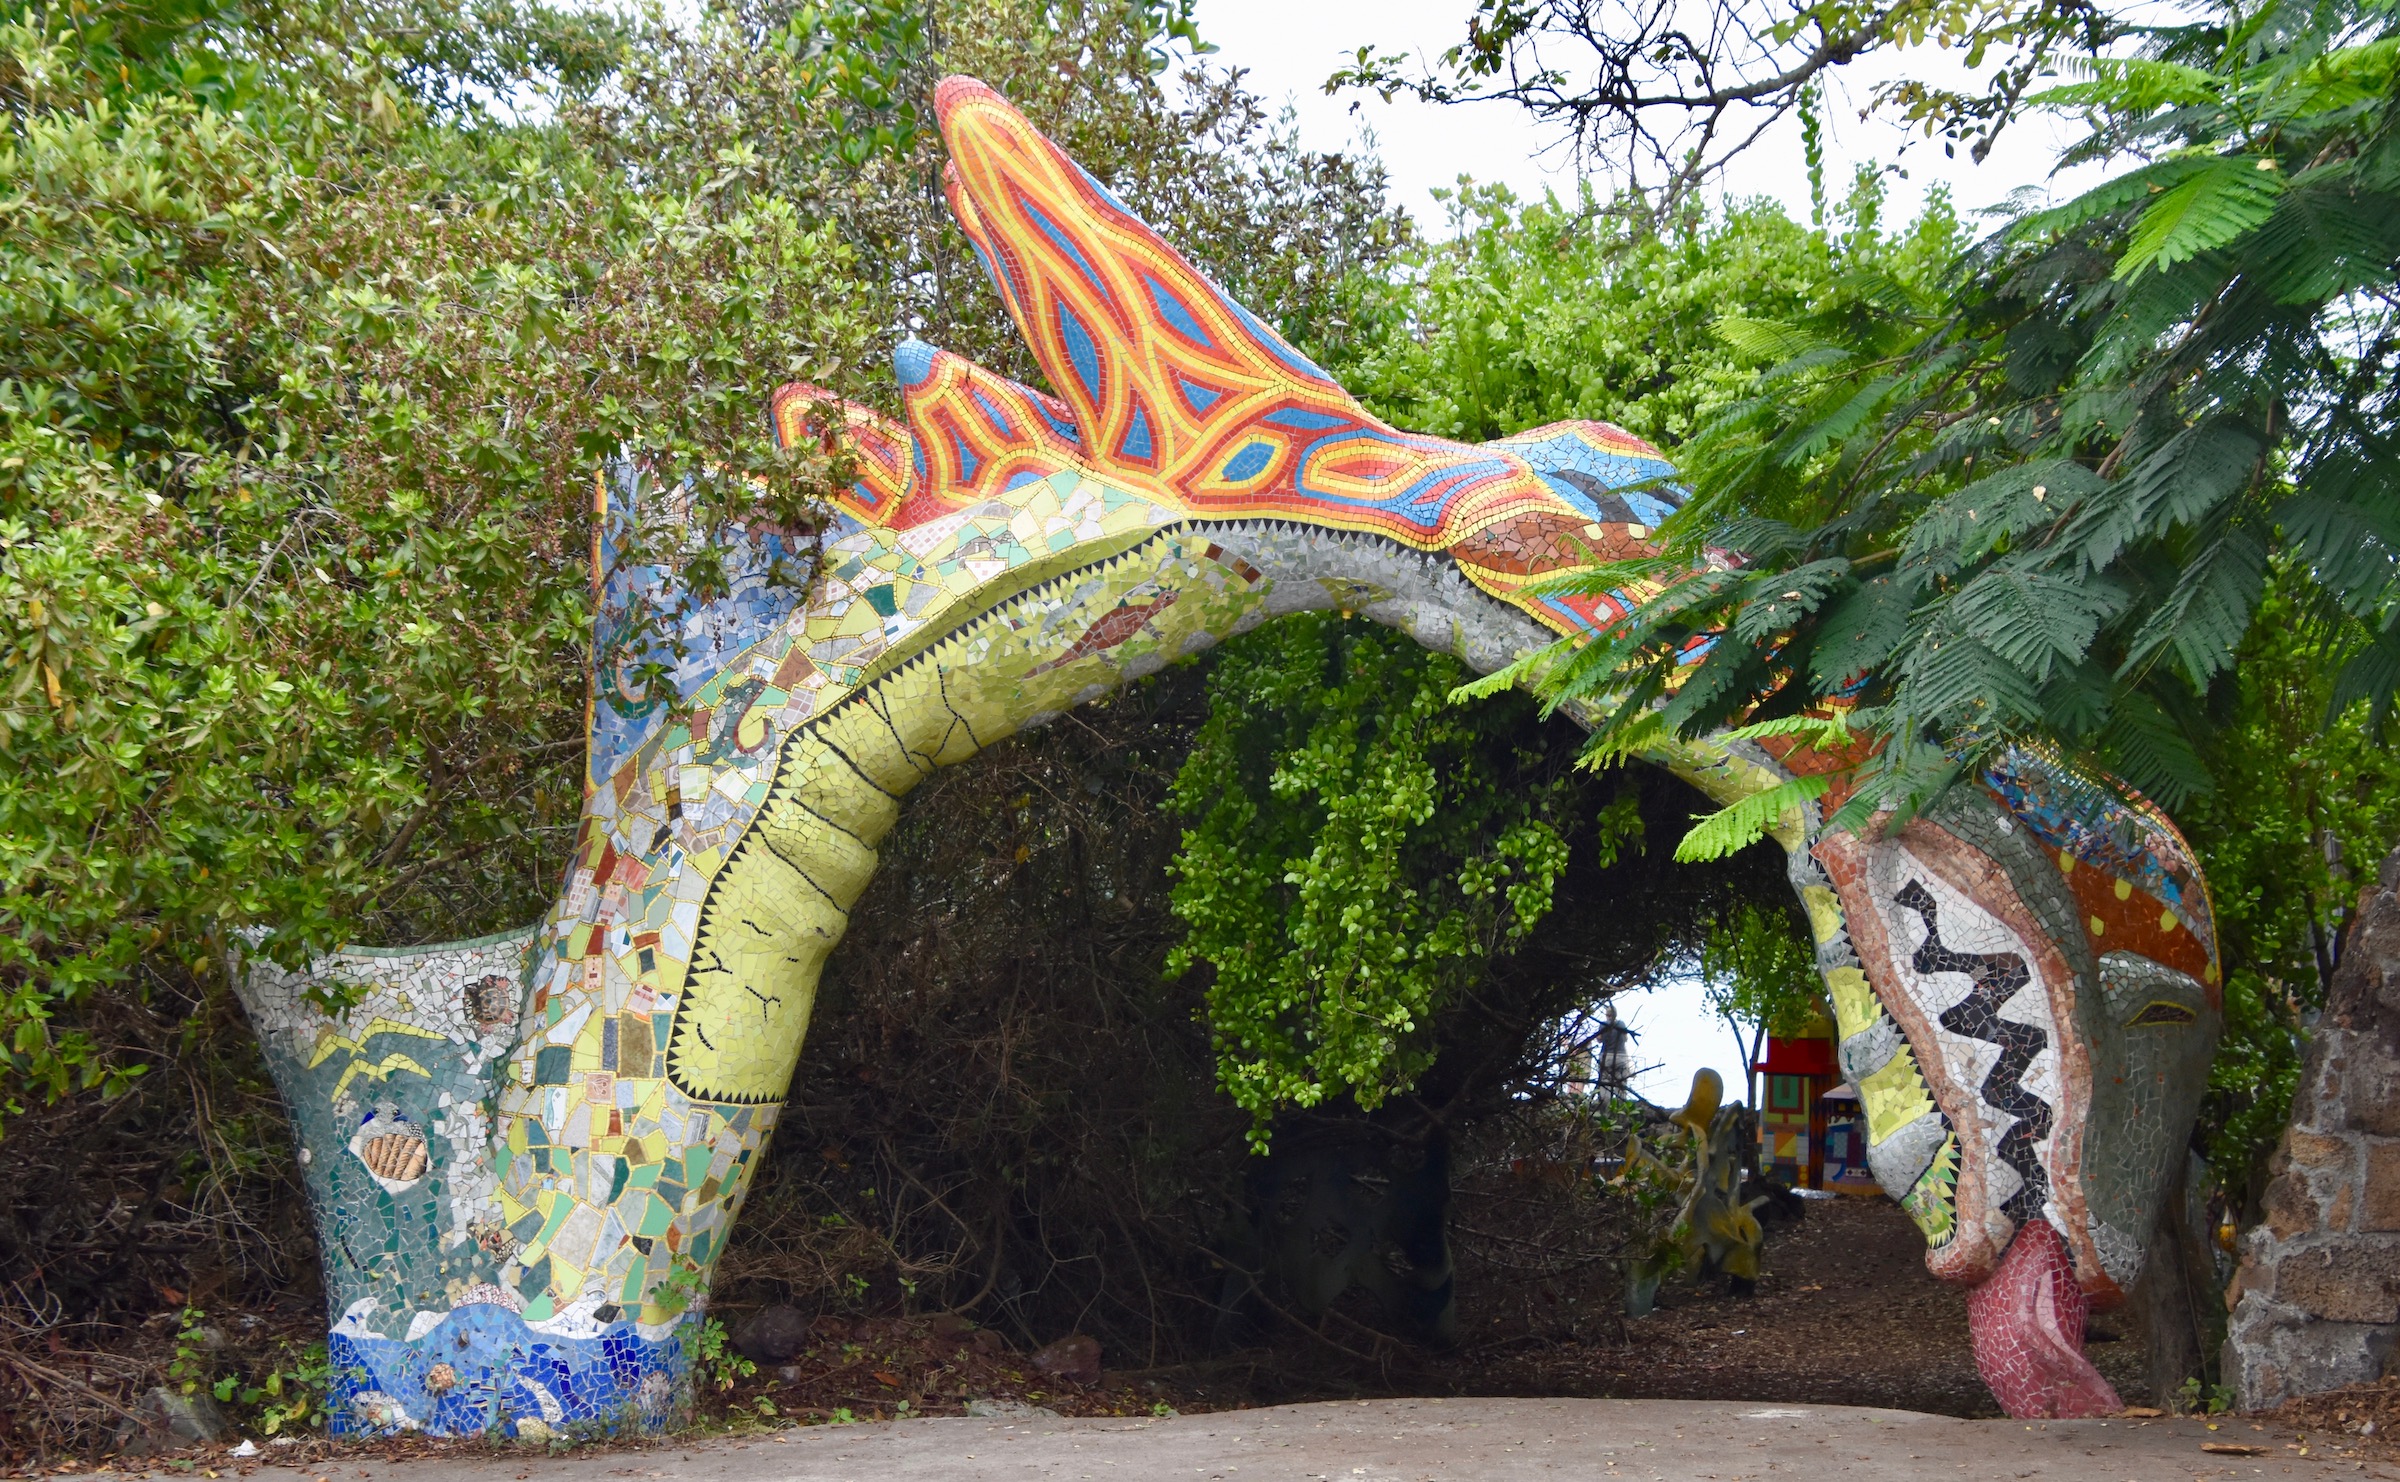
[679,1193,2147,1428]
[692,1193,2022,1425]
[34,1194,2399,1480]
[1469,1192,2140,1417]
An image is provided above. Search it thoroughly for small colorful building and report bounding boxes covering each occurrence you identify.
[1757,1030,1839,1188]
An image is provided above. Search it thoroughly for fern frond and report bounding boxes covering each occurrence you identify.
[1809,576,1914,692]
[1894,627,2045,725]
[1578,704,1671,769]
[1714,315,1823,361]
[1900,459,2104,573]
[1782,374,1898,463]
[2094,691,2211,806]
[1754,345,1858,387]
[1451,642,1563,703]
[2248,176,2400,303]
[1672,774,1831,863]
[2330,620,2400,735]
[1717,712,1853,746]
[1824,745,1967,838]
[2010,157,2214,242]
[1711,517,1805,561]
[1516,553,1690,600]
[2116,155,2284,279]
[2118,525,2267,689]
[2278,460,2400,617]
[2058,423,2261,572]
[2029,56,2224,112]
[1947,563,2121,681]
[1730,558,1852,643]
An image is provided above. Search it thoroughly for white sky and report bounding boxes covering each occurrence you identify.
[1615,970,1756,1107]
[1189,0,2106,232]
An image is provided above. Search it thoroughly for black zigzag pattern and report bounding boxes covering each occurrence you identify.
[1893,879,2052,1224]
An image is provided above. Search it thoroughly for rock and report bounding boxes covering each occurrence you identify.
[1028,1333,1101,1385]
[734,1305,813,1362]
[348,1390,420,1433]
[2363,1139,2400,1231]
[118,1386,233,1453]
[2270,1245,2400,1324]
[928,1312,974,1345]
[2228,843,2400,1407]
[964,1398,1060,1419]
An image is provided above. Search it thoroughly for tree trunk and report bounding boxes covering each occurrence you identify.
[2131,1151,2223,1408]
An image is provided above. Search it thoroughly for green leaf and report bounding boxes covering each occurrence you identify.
[2029,56,2225,114]
[1729,558,1851,643]
[2115,155,2285,280]
[1717,712,1853,746]
[1947,563,2120,681]
[1809,576,1914,692]
[2009,156,2215,243]
[1713,316,1822,362]
[1672,773,1830,863]
[2119,525,2268,689]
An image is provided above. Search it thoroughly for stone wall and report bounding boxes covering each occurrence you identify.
[2225,845,2400,1408]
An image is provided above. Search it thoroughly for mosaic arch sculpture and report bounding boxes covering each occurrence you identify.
[235,77,2225,1434]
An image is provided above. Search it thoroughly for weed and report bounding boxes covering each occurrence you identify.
[2177,1377,2236,1416]
[211,1341,334,1435]
[167,1309,213,1398]
[693,1317,756,1393]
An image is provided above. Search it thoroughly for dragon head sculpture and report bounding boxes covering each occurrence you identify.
[241,76,2219,1435]
[754,83,2223,1415]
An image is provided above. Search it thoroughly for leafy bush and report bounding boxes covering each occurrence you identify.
[1328,172,1961,450]
[0,0,885,1127]
[1166,615,1628,1147]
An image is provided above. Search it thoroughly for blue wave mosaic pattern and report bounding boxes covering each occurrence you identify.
[329,1303,692,1437]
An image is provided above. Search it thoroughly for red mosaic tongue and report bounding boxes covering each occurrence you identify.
[1965,1218,2124,1419]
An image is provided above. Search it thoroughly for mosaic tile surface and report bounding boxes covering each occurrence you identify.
[232,75,2222,1432]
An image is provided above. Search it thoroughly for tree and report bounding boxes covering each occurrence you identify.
[1466,0,2398,1226]
[2175,575,2400,1205]
[0,0,1456,1451]
[1322,173,1961,449]
[1165,613,1623,1147]
[1328,0,2119,208]
[1515,0,2400,840]
[0,0,919,1130]
[1697,900,1823,1107]
[0,0,1410,1134]
[1159,176,1957,1138]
